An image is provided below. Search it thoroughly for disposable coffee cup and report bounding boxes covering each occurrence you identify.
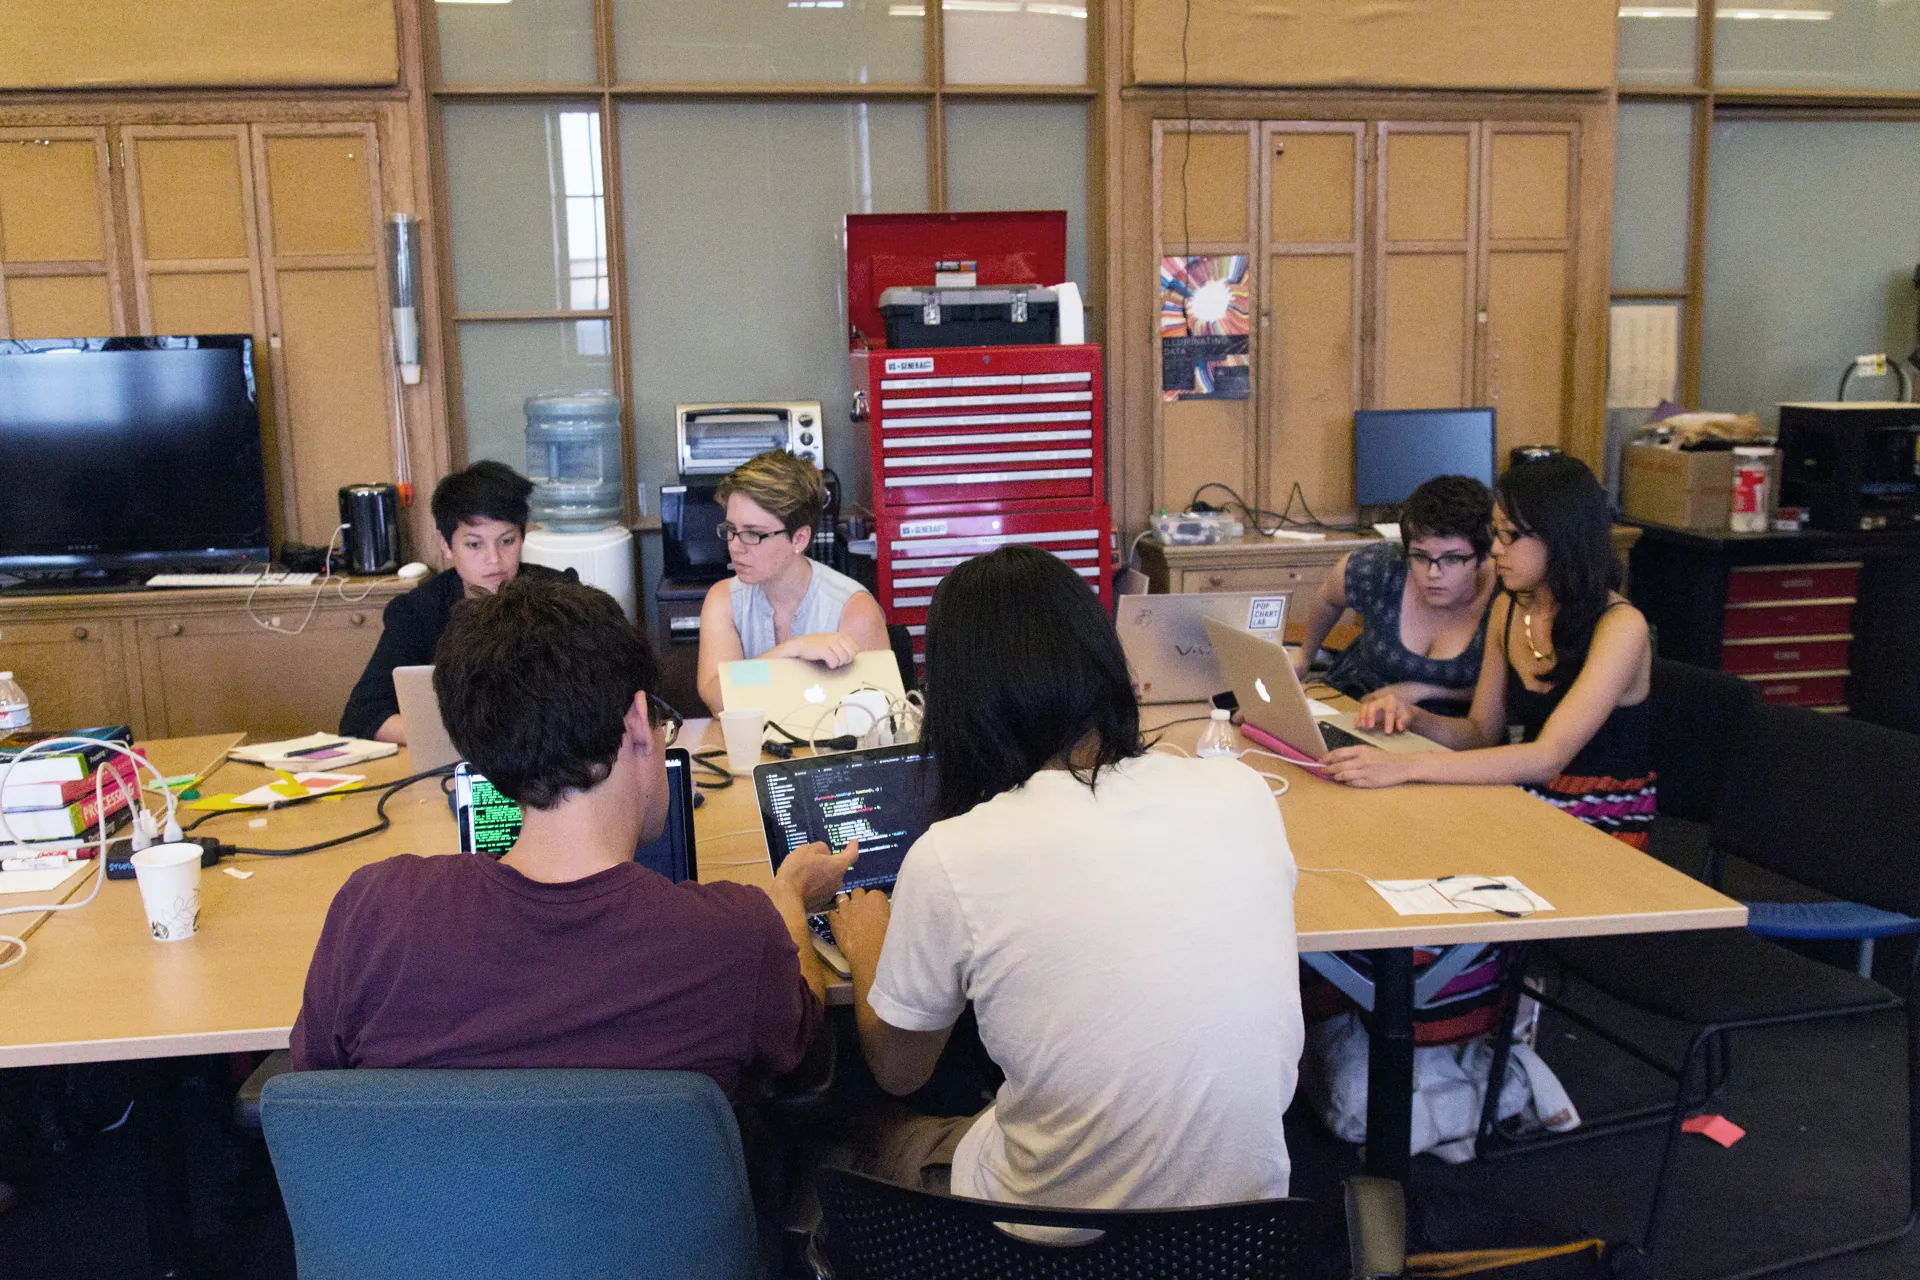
[718,708,767,777]
[130,842,203,942]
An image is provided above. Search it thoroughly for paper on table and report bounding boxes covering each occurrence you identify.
[0,859,91,896]
[1305,699,1342,720]
[1368,876,1554,916]
[227,772,364,808]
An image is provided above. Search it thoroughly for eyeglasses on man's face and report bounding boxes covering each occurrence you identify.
[646,693,682,747]
[716,522,792,548]
[1407,551,1479,573]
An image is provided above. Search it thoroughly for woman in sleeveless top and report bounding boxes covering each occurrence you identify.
[696,450,888,715]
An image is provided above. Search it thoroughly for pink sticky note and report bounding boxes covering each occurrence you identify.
[1681,1114,1746,1148]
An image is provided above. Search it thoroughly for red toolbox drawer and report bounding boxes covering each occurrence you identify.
[871,345,1104,514]
[878,506,1112,621]
[1725,562,1861,604]
[1721,599,1856,639]
[1720,637,1852,675]
[1741,672,1849,707]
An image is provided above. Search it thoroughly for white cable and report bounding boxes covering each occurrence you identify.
[1150,741,1288,795]
[249,524,358,635]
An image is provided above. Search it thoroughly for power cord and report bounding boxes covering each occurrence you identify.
[209,766,454,856]
[247,523,376,636]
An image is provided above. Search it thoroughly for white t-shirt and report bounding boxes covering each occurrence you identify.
[868,751,1303,1212]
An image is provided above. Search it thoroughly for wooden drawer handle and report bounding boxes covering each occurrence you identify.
[1206,573,1225,587]
[72,625,88,641]
[168,622,184,637]
[350,612,367,626]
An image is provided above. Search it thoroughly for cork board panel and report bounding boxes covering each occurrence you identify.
[265,135,375,257]
[149,273,255,335]
[1486,251,1568,454]
[1384,132,1471,243]
[0,1,398,90]
[1266,254,1357,512]
[5,276,113,339]
[1160,130,1249,247]
[276,268,392,541]
[1380,254,1469,409]
[1269,133,1356,245]
[1160,397,1249,512]
[0,141,103,262]
[135,139,251,261]
[1489,133,1571,242]
[1131,0,1613,90]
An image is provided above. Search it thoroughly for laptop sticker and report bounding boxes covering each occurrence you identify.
[731,660,772,687]
[1247,596,1285,631]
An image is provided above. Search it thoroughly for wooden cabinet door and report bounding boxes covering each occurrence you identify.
[0,617,136,735]
[0,127,123,339]
[1374,122,1478,411]
[1481,125,1576,459]
[136,603,382,740]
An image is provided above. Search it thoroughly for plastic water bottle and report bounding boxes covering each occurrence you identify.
[1195,707,1236,758]
[0,672,29,741]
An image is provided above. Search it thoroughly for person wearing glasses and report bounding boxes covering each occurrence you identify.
[695,448,888,715]
[1292,474,1497,716]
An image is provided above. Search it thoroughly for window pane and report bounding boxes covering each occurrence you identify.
[945,102,1087,290]
[1702,120,1920,429]
[442,104,608,314]
[620,103,927,502]
[1618,5,1699,85]
[943,1,1087,85]
[458,320,615,468]
[434,0,597,85]
[1612,102,1693,292]
[1716,0,1920,91]
[612,0,923,84]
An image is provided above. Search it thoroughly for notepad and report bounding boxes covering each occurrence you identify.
[1368,876,1554,916]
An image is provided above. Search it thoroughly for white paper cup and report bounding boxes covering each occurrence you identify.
[130,842,203,942]
[718,708,766,776]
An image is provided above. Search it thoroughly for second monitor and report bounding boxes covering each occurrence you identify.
[1353,408,1496,507]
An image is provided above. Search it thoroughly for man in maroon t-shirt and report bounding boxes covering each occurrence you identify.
[290,576,855,1099]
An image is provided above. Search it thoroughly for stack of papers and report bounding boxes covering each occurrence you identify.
[1368,876,1554,917]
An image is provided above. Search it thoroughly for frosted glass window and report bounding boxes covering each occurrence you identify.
[442,104,609,314]
[1716,0,1920,91]
[619,102,927,502]
[943,1,1087,85]
[1618,5,1699,86]
[1612,103,1693,292]
[945,102,1087,291]
[1701,120,1920,429]
[612,0,923,85]
[434,0,597,85]
[458,320,615,468]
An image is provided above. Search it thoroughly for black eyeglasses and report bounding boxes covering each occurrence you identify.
[647,693,682,747]
[1491,526,1532,548]
[1407,551,1480,573]
[716,522,792,547]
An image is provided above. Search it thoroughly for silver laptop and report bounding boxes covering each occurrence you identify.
[1202,617,1447,760]
[1117,592,1288,704]
[717,650,907,739]
[391,665,463,772]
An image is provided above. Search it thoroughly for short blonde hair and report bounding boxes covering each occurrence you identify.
[714,449,824,533]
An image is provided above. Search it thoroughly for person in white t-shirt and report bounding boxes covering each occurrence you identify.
[831,546,1305,1212]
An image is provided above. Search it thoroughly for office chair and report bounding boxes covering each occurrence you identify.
[261,1068,760,1280]
[810,1166,1406,1280]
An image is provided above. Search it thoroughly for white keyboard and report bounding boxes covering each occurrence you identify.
[146,572,319,588]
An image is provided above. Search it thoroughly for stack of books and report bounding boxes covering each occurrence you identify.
[0,726,141,853]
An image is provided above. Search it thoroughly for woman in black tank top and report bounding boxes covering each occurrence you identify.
[1318,456,1655,848]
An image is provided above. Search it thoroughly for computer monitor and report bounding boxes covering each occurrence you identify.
[1352,408,1497,507]
[452,748,697,883]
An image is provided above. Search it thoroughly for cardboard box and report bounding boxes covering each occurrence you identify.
[1622,443,1736,530]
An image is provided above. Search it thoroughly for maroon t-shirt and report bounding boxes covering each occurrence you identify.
[289,853,822,1099]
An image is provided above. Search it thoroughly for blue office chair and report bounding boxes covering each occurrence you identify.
[261,1068,761,1280]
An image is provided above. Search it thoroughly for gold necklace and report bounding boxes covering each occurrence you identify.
[1520,602,1553,662]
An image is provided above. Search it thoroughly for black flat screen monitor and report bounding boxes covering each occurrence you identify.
[1353,408,1497,507]
[660,481,729,584]
[0,336,270,576]
[453,748,697,883]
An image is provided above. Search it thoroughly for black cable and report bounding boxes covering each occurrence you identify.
[1143,713,1214,735]
[1188,482,1285,536]
[207,767,454,857]
[691,749,735,790]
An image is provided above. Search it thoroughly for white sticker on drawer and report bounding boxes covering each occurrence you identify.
[885,356,936,374]
[898,520,950,538]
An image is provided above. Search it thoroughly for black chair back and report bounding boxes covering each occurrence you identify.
[886,623,919,691]
[1649,658,1759,823]
[1712,703,1920,917]
[815,1167,1322,1279]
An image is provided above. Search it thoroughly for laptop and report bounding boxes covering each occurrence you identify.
[1116,592,1289,704]
[718,650,907,740]
[753,742,934,974]
[452,747,698,883]
[392,665,462,773]
[1202,617,1448,761]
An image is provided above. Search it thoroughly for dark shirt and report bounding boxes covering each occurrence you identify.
[1326,542,1489,713]
[289,853,822,1099]
[338,563,574,739]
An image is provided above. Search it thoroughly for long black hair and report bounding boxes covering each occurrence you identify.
[1496,454,1618,688]
[920,546,1145,820]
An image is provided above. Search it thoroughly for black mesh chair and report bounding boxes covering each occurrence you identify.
[811,1167,1406,1280]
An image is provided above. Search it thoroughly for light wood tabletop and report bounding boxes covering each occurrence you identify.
[0,713,1743,1068]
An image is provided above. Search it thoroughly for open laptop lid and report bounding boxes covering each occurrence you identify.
[1202,616,1335,760]
[392,665,462,773]
[452,747,698,883]
[719,650,907,739]
[753,743,932,895]
[1116,592,1288,705]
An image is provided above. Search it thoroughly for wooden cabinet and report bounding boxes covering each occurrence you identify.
[1136,533,1370,604]
[0,582,406,741]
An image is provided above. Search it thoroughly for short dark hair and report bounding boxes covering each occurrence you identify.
[431,460,534,542]
[434,576,661,810]
[920,546,1144,821]
[1401,475,1494,559]
[1496,454,1617,688]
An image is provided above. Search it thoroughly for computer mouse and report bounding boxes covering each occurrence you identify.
[397,561,430,581]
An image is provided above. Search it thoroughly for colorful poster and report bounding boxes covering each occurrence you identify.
[1160,254,1251,401]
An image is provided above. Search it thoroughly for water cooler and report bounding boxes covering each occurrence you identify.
[518,391,638,623]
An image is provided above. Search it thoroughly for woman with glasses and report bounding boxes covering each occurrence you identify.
[1293,475,1497,716]
[696,449,888,714]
